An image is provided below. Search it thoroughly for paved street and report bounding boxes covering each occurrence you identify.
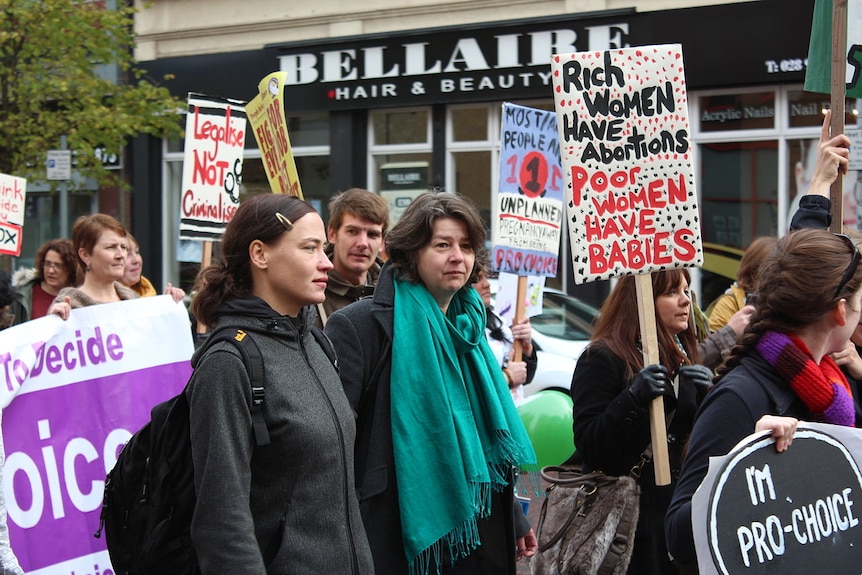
[517,477,549,575]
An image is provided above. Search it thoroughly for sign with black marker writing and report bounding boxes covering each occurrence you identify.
[551,44,703,284]
[492,103,563,277]
[692,423,862,574]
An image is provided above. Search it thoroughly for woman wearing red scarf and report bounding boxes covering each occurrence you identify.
[666,228,862,571]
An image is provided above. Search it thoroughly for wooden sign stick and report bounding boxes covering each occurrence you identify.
[196,241,213,335]
[829,0,848,232]
[512,275,528,362]
[635,273,671,486]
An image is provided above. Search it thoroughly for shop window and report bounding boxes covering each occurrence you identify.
[787,90,858,128]
[451,106,490,142]
[452,150,492,222]
[287,112,330,147]
[787,134,861,230]
[294,156,332,217]
[446,105,496,230]
[699,92,776,132]
[371,110,430,145]
[369,107,433,225]
[697,140,778,305]
[18,192,95,269]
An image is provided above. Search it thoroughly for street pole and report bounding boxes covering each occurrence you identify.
[59,135,69,240]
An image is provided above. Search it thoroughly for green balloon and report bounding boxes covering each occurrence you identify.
[517,391,576,468]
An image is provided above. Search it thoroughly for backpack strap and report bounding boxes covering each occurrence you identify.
[310,325,339,372]
[316,302,328,327]
[199,327,270,447]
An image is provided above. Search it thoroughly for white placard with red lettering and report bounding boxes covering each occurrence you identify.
[0,173,26,256]
[179,93,247,241]
[551,44,703,284]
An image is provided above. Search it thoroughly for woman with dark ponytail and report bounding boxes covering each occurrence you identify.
[665,229,862,570]
[186,193,373,574]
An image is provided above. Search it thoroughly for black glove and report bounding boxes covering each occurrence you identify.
[628,364,672,409]
[678,364,714,398]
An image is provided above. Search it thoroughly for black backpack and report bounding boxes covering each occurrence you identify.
[94,325,336,574]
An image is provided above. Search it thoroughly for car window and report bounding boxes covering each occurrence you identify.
[531,292,597,340]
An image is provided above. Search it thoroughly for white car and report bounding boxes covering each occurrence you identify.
[526,288,598,396]
[490,282,599,396]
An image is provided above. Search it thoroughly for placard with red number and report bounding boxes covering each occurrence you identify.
[551,44,703,284]
[491,103,564,278]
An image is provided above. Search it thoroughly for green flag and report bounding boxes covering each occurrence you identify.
[804,0,862,98]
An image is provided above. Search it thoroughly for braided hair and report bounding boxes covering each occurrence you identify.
[716,229,862,381]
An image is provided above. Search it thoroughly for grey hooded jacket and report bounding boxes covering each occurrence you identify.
[187,296,373,574]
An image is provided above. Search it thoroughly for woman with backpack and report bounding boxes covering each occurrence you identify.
[187,193,373,574]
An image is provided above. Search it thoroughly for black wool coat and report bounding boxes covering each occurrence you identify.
[325,265,524,575]
[570,343,699,575]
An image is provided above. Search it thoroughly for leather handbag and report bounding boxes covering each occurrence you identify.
[530,466,640,575]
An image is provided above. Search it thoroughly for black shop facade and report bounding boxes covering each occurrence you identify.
[136,0,822,305]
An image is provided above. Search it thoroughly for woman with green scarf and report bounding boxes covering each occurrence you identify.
[325,191,539,575]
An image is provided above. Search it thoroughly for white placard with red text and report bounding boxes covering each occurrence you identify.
[551,44,703,284]
[179,93,247,241]
[0,173,26,256]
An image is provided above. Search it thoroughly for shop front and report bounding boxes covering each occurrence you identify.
[137,0,857,307]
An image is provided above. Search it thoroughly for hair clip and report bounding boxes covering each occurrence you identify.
[275,212,294,231]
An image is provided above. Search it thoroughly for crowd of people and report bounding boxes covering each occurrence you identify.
[0,108,857,573]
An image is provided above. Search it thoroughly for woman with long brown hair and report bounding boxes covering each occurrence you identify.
[571,268,712,575]
[11,238,79,323]
[666,229,862,570]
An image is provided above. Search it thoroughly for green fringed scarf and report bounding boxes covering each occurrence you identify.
[391,278,538,575]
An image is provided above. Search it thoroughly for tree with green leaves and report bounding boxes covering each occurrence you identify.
[0,0,183,187]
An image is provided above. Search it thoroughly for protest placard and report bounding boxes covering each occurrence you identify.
[246,72,303,198]
[0,173,27,256]
[692,423,862,575]
[492,103,564,278]
[0,297,194,574]
[552,44,703,485]
[494,271,545,326]
[804,0,861,228]
[179,93,248,241]
[551,44,703,284]
[805,0,862,99]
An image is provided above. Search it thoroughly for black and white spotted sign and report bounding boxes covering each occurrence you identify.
[551,44,703,284]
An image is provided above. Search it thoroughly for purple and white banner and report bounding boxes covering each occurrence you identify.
[0,296,194,574]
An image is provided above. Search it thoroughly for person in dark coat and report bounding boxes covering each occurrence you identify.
[570,268,712,575]
[784,108,862,426]
[315,187,389,327]
[325,191,537,575]
[666,229,862,571]
[187,193,373,574]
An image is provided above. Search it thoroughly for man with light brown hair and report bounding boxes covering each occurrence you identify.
[317,188,389,325]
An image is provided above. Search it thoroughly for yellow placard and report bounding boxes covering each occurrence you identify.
[246,72,302,198]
